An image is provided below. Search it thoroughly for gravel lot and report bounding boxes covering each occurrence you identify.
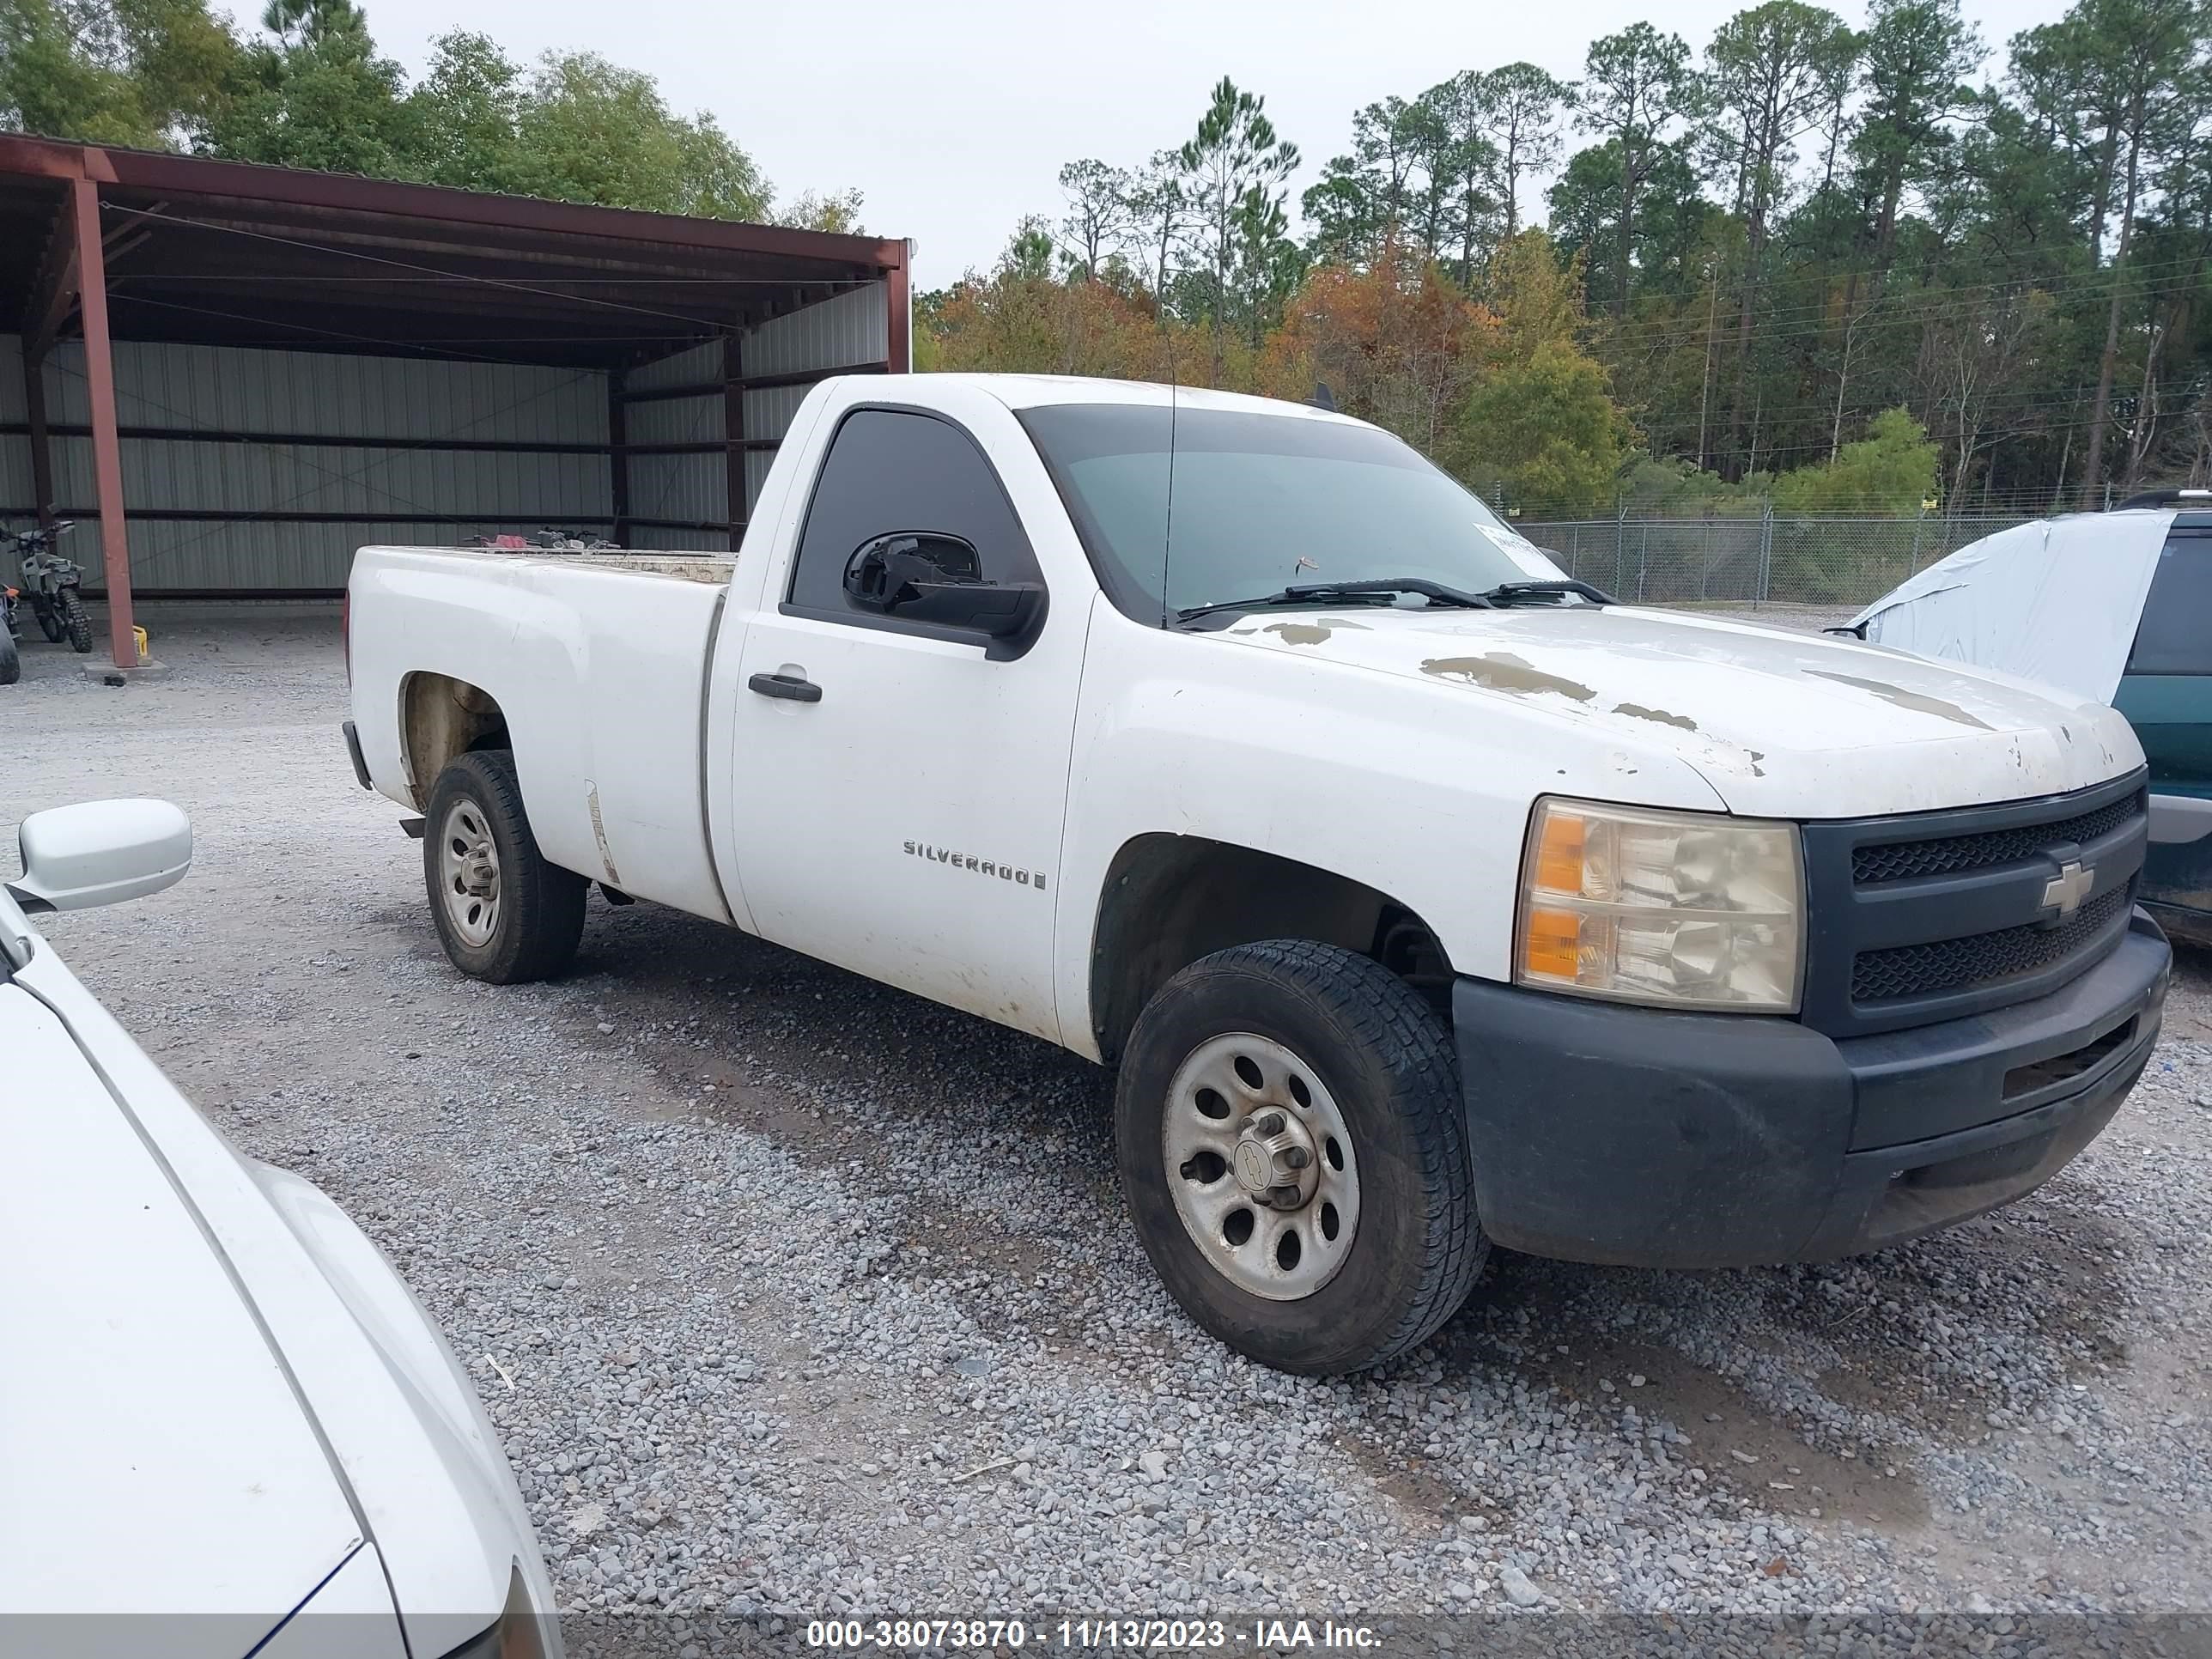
[9,605,2211,1635]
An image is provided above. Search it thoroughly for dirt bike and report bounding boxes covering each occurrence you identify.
[6,520,93,653]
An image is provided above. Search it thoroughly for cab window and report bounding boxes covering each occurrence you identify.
[787,408,1039,618]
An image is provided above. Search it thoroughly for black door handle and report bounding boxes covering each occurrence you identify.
[748,671,822,703]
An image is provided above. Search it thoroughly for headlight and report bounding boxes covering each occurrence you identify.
[1515,797,1804,1012]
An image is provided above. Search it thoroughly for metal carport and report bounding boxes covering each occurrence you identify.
[0,135,911,668]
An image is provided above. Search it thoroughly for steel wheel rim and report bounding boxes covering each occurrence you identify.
[1162,1032,1360,1301]
[437,798,501,948]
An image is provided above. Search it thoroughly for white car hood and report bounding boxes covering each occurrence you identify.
[1212,604,2143,817]
[0,982,363,1646]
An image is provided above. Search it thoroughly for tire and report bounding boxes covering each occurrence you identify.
[422,749,586,984]
[35,600,63,643]
[1115,939,1486,1376]
[0,627,17,685]
[61,591,91,653]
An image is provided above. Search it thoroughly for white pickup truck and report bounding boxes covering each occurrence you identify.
[344,374,2172,1376]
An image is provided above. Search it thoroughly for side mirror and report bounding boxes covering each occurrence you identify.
[843,532,981,612]
[7,799,191,913]
[842,532,1045,651]
[896,580,1045,639]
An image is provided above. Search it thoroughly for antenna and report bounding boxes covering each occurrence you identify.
[1160,314,1178,629]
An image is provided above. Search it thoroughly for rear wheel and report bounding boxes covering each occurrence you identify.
[61,590,91,653]
[35,599,63,643]
[1115,939,1486,1375]
[0,625,17,685]
[422,750,586,983]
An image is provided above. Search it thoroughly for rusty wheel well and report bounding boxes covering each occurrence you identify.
[1088,834,1453,1063]
[399,672,509,809]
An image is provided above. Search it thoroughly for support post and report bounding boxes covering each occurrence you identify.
[23,350,53,528]
[885,244,912,374]
[724,334,746,555]
[71,174,137,668]
[608,374,629,548]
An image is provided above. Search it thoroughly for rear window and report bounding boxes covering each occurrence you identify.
[2128,531,2212,675]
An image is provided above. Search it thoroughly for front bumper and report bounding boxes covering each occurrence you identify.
[1452,913,2171,1268]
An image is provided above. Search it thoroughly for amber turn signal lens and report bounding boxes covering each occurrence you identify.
[1534,809,1585,895]
[1522,906,1582,980]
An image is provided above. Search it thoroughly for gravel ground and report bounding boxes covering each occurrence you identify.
[8,605,2211,1637]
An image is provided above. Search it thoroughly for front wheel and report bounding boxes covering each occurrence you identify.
[1115,939,1486,1375]
[0,626,17,685]
[422,750,586,983]
[60,590,91,653]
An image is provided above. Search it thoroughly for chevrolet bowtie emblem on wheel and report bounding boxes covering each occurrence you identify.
[2041,859,2094,918]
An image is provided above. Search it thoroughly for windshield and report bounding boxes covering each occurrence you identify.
[1018,402,1557,623]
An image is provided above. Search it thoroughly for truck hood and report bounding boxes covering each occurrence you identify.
[1212,604,2143,817]
[0,983,364,1650]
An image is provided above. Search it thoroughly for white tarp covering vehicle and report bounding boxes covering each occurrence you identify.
[1844,508,2173,703]
[1845,497,2212,938]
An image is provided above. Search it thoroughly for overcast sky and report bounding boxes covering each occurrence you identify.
[335,0,2073,287]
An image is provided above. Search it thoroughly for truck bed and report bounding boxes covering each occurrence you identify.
[347,544,735,922]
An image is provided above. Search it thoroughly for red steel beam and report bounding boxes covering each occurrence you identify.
[885,242,911,374]
[21,201,81,364]
[0,135,902,273]
[71,175,137,668]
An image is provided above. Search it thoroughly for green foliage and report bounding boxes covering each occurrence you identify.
[210,1,417,178]
[0,0,236,146]
[2,0,836,228]
[1176,76,1303,365]
[1450,233,1632,512]
[775,188,865,234]
[1455,341,1632,513]
[1771,406,1941,512]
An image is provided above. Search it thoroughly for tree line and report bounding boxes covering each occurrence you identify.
[0,0,860,228]
[9,0,2209,518]
[927,0,2212,519]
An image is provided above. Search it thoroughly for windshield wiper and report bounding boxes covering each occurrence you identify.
[1475,579,1618,607]
[1176,578,1497,626]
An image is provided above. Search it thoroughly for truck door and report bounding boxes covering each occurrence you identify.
[725,399,1081,1042]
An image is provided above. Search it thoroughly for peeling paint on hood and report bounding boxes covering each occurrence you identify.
[1420,651,1595,702]
[1206,604,2144,817]
[1803,669,1993,731]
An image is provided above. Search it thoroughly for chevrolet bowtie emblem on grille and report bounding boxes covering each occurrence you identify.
[2040,859,2094,918]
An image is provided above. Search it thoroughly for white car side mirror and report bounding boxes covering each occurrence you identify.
[7,799,192,912]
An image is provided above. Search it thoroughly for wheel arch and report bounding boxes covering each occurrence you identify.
[398,671,511,810]
[1085,833,1453,1065]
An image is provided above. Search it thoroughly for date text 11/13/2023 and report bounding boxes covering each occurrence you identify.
[801,1619,1383,1650]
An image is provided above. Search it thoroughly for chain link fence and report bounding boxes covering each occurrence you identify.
[1516,513,2034,609]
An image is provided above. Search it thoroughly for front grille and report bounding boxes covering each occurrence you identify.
[1802,770,2151,1036]
[1853,790,2145,884]
[1852,884,2130,1003]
